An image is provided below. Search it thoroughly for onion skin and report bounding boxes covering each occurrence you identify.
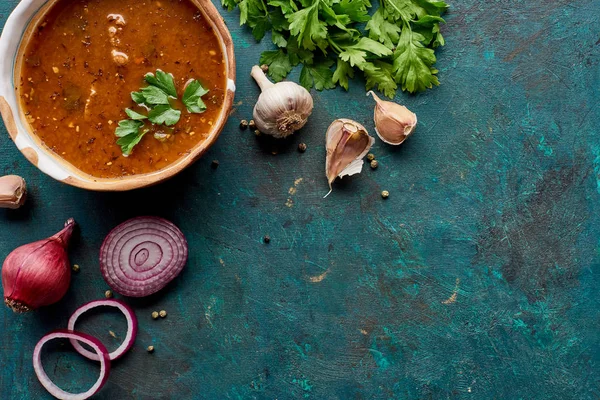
[2,218,76,312]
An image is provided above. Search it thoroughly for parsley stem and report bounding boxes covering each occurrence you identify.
[327,38,344,54]
[260,0,268,15]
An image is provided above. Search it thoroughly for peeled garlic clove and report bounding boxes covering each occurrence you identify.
[251,66,314,138]
[325,119,375,197]
[368,91,417,145]
[0,175,26,209]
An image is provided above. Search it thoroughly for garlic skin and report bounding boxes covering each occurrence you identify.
[2,219,75,312]
[0,175,26,209]
[325,119,375,197]
[251,66,313,138]
[368,91,417,145]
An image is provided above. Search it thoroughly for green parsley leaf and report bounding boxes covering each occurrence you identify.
[299,59,335,91]
[392,26,439,93]
[332,0,370,23]
[260,50,293,81]
[125,108,147,120]
[332,59,355,90]
[226,0,448,96]
[115,119,143,137]
[145,70,177,98]
[287,0,327,50]
[363,61,397,98]
[366,9,401,49]
[221,0,238,12]
[339,37,392,67]
[182,80,209,113]
[268,0,297,14]
[240,0,272,40]
[148,105,182,126]
[140,86,170,105]
[287,36,314,66]
[272,30,288,47]
[412,15,445,47]
[117,129,149,156]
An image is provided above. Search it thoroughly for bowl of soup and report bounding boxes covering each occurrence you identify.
[0,0,235,191]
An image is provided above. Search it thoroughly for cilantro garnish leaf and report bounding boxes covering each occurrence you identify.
[115,120,147,156]
[145,70,177,98]
[117,129,149,156]
[125,108,147,120]
[131,91,146,104]
[148,105,182,126]
[115,119,143,137]
[260,50,293,81]
[140,86,170,105]
[115,70,210,155]
[182,80,209,114]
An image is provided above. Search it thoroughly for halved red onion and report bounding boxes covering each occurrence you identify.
[33,329,110,400]
[100,217,188,297]
[68,299,137,361]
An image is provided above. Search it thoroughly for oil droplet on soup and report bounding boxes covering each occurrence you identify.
[20,0,226,178]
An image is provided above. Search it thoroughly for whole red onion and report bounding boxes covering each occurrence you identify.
[2,218,76,312]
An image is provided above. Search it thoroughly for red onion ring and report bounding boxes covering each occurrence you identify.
[67,299,138,361]
[100,217,188,297]
[33,329,110,400]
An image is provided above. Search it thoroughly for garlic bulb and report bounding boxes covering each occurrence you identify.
[251,66,314,138]
[325,119,375,197]
[0,175,26,209]
[367,91,417,145]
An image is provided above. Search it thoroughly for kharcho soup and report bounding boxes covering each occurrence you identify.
[19,0,227,179]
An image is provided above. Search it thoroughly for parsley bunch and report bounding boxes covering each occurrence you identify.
[222,0,448,97]
[115,70,209,155]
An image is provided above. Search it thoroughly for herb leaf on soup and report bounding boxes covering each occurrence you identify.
[117,129,149,156]
[131,91,146,105]
[182,80,209,114]
[148,105,182,126]
[114,70,211,156]
[140,85,170,105]
[125,108,148,120]
[144,70,178,98]
[115,119,144,137]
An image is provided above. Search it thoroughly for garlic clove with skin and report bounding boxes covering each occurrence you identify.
[251,66,314,138]
[325,119,375,197]
[0,175,26,209]
[368,91,417,145]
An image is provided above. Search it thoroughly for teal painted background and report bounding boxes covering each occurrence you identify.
[1,0,599,398]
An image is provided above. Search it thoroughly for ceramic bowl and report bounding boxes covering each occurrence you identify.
[0,0,235,191]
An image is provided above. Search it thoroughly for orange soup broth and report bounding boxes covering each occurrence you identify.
[19,0,226,178]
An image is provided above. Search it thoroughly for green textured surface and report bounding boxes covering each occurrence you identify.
[1,0,600,399]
